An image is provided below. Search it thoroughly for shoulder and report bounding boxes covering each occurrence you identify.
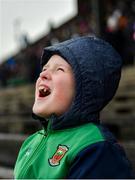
[68,123,105,143]
[67,124,134,178]
[66,123,105,162]
[68,140,134,178]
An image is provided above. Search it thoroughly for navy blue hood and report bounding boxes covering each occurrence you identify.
[35,36,122,130]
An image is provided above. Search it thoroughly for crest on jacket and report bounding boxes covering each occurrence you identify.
[49,145,69,166]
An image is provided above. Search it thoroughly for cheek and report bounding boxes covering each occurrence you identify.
[54,77,75,103]
[54,83,66,100]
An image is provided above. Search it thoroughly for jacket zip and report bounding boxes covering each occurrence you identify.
[18,122,51,179]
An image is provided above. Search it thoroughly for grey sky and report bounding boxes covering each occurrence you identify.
[0,0,77,63]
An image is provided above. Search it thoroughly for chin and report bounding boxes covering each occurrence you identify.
[33,105,43,116]
[32,106,50,118]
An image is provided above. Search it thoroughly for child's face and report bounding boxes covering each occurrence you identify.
[33,55,75,118]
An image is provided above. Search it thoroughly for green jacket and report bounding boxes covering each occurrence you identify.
[14,37,133,178]
[14,123,104,179]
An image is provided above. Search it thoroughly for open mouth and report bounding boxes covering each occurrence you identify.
[39,85,51,98]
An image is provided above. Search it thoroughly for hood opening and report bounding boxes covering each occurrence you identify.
[35,36,122,130]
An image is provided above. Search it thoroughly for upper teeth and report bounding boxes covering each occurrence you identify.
[39,86,46,91]
[39,86,50,97]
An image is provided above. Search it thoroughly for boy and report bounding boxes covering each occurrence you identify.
[14,36,134,179]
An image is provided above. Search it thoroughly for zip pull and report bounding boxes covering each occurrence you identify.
[46,114,56,133]
[46,119,52,134]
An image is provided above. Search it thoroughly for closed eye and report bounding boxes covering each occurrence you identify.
[57,67,65,72]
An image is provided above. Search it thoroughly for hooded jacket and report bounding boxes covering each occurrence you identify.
[14,36,134,179]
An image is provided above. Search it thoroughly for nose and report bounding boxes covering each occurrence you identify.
[39,70,51,80]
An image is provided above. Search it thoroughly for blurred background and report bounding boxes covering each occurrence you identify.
[0,0,135,178]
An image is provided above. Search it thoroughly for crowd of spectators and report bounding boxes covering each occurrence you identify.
[0,0,134,88]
